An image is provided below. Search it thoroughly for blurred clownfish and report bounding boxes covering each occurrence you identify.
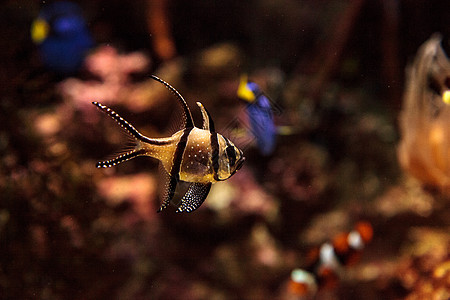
[237,74,277,156]
[286,268,318,299]
[31,1,93,74]
[93,75,245,213]
[286,221,373,298]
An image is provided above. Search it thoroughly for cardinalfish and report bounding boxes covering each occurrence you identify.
[93,75,245,213]
[237,74,277,156]
[286,221,373,298]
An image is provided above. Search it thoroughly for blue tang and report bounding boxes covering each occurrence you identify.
[237,75,277,155]
[31,1,94,74]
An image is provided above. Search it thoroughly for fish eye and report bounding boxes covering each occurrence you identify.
[226,145,236,167]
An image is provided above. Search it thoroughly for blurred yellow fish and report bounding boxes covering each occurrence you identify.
[443,90,450,105]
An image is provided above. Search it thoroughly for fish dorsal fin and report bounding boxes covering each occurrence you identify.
[150,75,195,129]
[196,102,215,132]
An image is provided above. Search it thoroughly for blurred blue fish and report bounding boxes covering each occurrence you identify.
[237,75,277,155]
[31,1,94,74]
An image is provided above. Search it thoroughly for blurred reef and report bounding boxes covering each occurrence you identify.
[1,0,450,299]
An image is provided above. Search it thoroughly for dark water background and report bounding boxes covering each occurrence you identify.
[1,1,449,299]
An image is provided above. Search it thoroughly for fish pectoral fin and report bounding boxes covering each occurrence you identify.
[158,176,178,212]
[176,182,212,213]
[196,102,215,132]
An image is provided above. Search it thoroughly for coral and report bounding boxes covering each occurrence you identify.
[206,168,279,222]
[268,142,329,202]
[58,45,152,111]
[397,227,450,300]
[96,173,159,222]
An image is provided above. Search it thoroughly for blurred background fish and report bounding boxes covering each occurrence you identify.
[285,268,318,300]
[237,74,277,156]
[282,221,373,299]
[31,0,94,74]
[398,34,450,190]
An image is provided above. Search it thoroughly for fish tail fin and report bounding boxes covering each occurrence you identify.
[93,101,168,167]
[93,101,168,145]
[96,148,147,168]
[92,101,147,142]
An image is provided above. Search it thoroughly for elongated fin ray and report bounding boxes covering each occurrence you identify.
[150,75,195,129]
[92,101,167,145]
[92,101,144,139]
[96,149,146,168]
[176,182,211,213]
[196,102,215,132]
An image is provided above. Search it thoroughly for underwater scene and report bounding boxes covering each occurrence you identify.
[1,0,450,299]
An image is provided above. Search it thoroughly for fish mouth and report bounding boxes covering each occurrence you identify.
[236,157,245,170]
[228,157,245,179]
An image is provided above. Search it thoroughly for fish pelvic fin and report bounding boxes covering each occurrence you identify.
[176,182,211,213]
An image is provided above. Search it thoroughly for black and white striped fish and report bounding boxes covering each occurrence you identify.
[93,75,245,213]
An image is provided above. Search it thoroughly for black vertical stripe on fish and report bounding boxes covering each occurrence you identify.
[96,148,146,168]
[92,102,172,145]
[171,128,192,179]
[150,75,195,129]
[162,128,191,208]
[211,132,220,181]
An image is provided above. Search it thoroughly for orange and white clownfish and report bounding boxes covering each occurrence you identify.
[286,221,373,298]
[93,75,245,213]
[286,268,318,299]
